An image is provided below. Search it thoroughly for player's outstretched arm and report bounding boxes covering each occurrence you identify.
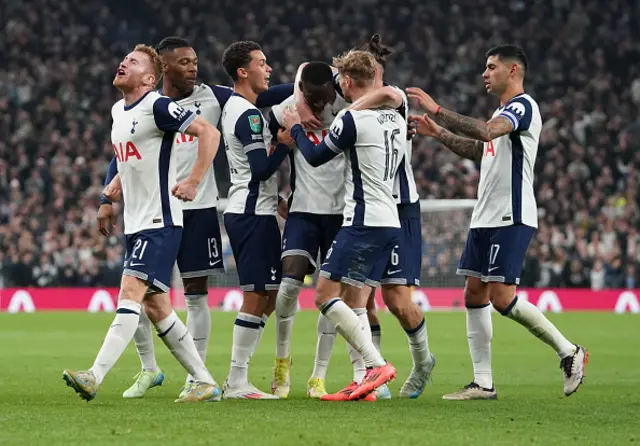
[406,87,513,141]
[235,109,290,181]
[408,114,483,162]
[348,86,403,111]
[256,84,295,108]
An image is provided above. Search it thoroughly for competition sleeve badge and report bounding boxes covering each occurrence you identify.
[249,115,262,133]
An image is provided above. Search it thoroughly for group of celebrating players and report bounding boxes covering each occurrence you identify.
[62,33,588,403]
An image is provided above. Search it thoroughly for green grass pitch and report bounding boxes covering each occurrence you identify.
[0,311,638,445]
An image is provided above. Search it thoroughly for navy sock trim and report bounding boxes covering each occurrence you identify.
[465,303,491,309]
[157,321,176,338]
[235,318,261,329]
[184,293,208,298]
[370,324,381,334]
[404,318,425,336]
[260,320,266,328]
[320,298,341,315]
[116,308,140,315]
[500,296,518,316]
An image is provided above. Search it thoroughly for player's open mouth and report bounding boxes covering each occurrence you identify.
[117,68,126,76]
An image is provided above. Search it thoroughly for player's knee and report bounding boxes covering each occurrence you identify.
[281,256,308,282]
[314,276,339,308]
[463,277,489,307]
[240,291,269,315]
[488,282,517,314]
[119,275,148,303]
[183,276,208,295]
[143,293,172,323]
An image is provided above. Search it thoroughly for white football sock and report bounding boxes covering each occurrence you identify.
[133,309,158,372]
[466,305,493,389]
[320,299,385,369]
[370,324,382,352]
[311,313,336,380]
[346,308,368,383]
[155,311,213,384]
[405,318,431,368]
[227,312,262,388]
[275,278,302,358]
[184,293,210,383]
[90,299,141,385]
[503,297,576,359]
[257,313,268,345]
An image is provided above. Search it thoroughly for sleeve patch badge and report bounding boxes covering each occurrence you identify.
[248,114,262,133]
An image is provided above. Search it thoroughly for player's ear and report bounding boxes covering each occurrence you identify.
[237,67,248,80]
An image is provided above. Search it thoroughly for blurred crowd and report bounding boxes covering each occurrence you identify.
[2,0,639,289]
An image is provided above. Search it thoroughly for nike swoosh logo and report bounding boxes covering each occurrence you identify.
[387,269,402,275]
[129,262,144,267]
[209,259,221,267]
[488,267,499,272]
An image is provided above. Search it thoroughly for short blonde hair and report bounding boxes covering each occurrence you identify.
[332,50,377,86]
[134,44,162,84]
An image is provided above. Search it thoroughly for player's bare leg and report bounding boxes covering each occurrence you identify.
[273,256,306,397]
[381,285,436,399]
[443,277,497,401]
[317,279,395,402]
[224,290,279,399]
[366,293,382,351]
[490,282,588,396]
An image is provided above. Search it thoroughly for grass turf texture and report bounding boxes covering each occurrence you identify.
[0,311,638,446]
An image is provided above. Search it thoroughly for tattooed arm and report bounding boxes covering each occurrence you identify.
[434,127,484,162]
[406,87,514,141]
[437,111,513,142]
[409,113,483,162]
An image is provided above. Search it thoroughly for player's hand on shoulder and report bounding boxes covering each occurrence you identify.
[172,178,199,202]
[408,113,440,137]
[277,128,295,148]
[296,97,322,130]
[97,204,116,236]
[281,105,302,130]
[406,87,439,115]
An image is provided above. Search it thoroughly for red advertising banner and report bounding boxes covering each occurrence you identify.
[0,288,638,314]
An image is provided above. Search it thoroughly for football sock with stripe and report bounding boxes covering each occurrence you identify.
[90,299,141,385]
[155,310,213,384]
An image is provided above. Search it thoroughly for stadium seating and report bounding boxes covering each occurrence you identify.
[2,0,638,289]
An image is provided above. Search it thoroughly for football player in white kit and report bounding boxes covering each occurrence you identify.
[280,50,400,402]
[63,44,222,403]
[220,41,292,399]
[97,37,294,399]
[407,44,588,400]
[336,34,436,400]
[269,61,349,398]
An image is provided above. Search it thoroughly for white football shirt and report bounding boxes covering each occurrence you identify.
[323,109,405,228]
[470,93,541,229]
[221,93,277,215]
[270,94,348,214]
[168,83,232,210]
[390,87,420,205]
[110,91,195,234]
